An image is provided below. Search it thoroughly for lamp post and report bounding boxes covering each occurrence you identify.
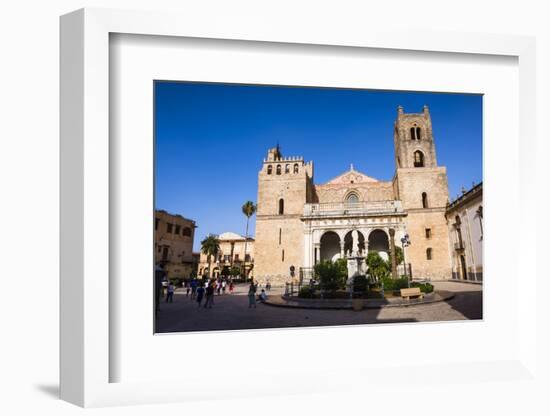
[400,233,411,288]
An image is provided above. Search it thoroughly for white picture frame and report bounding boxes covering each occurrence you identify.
[60,8,538,408]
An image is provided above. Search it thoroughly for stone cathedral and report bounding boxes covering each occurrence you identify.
[254,105,452,285]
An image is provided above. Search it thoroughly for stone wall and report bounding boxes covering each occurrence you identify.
[315,181,395,203]
[394,167,452,279]
[402,209,451,280]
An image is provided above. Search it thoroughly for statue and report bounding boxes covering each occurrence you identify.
[351,229,359,256]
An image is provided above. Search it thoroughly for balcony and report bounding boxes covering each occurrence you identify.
[303,200,404,218]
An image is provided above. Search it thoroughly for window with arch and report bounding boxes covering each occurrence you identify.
[293,163,299,173]
[410,126,422,140]
[422,192,428,208]
[285,164,290,174]
[267,165,273,175]
[413,150,425,167]
[276,165,281,175]
[426,248,433,260]
[278,198,284,215]
[345,192,359,204]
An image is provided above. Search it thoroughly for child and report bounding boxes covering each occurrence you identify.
[166,282,175,303]
[259,289,267,302]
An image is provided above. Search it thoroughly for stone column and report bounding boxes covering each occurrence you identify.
[314,243,321,265]
[340,241,345,259]
[389,228,398,279]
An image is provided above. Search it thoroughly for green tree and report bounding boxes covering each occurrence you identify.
[241,201,257,278]
[201,234,220,279]
[314,259,347,291]
[366,251,390,281]
[230,266,241,277]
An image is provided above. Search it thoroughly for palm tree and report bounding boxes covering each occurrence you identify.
[241,201,257,279]
[201,235,220,279]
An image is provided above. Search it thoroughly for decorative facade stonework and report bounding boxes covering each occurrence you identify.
[254,106,453,285]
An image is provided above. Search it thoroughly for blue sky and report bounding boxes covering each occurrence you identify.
[155,82,482,252]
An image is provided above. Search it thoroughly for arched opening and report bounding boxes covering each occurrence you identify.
[345,192,360,204]
[410,127,416,140]
[344,230,365,256]
[267,165,272,175]
[368,229,390,260]
[422,192,428,208]
[285,164,290,173]
[416,127,422,140]
[320,231,341,262]
[293,163,299,173]
[278,198,284,215]
[413,150,425,167]
[276,164,281,175]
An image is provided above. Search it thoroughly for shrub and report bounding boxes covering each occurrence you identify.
[380,276,409,291]
[412,282,434,293]
[298,286,316,298]
[314,259,347,291]
[366,252,390,281]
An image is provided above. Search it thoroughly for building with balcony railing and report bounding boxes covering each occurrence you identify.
[197,232,254,278]
[254,106,455,284]
[446,182,483,281]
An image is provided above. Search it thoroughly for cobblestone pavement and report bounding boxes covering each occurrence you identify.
[155,281,482,333]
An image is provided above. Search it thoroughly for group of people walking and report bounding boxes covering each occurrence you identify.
[160,273,270,310]
[183,277,235,308]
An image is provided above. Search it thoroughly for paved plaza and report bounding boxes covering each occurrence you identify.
[155,281,482,333]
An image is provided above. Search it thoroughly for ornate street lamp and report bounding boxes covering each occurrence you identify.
[400,233,411,287]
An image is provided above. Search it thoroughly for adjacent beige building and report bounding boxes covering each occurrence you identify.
[197,232,255,278]
[445,183,483,281]
[155,210,197,279]
[254,105,455,284]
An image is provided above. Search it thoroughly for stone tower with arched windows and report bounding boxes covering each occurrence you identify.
[392,105,451,279]
[254,147,315,280]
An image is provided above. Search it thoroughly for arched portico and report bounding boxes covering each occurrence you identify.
[367,229,390,260]
[319,231,341,262]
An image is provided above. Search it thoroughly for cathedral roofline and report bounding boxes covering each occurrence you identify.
[320,165,379,186]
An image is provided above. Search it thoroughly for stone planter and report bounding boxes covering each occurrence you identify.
[352,298,363,311]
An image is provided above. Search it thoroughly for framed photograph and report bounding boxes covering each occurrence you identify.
[60,8,537,408]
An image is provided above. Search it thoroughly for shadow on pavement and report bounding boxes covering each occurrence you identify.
[445,290,483,320]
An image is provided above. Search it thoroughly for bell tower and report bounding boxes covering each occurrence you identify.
[394,105,438,169]
[392,105,452,280]
[254,146,314,284]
